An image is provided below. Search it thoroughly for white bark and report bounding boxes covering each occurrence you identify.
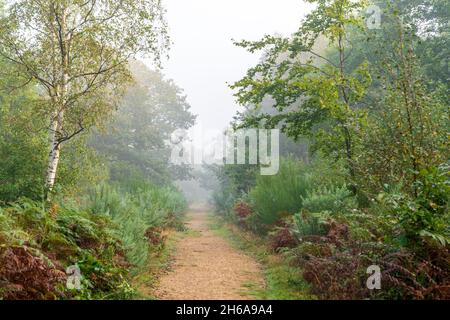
[46,6,68,192]
[46,109,65,190]
[46,117,61,190]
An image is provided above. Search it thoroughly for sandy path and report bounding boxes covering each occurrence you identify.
[154,207,264,300]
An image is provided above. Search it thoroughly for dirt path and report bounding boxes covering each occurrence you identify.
[154,206,265,300]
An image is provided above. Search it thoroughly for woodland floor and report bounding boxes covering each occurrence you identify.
[153,205,265,300]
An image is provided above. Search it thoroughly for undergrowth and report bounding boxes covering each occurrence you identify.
[211,157,449,300]
[0,182,187,300]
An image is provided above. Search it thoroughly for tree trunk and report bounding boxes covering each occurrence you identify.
[46,111,63,191]
[46,132,61,191]
[46,4,68,193]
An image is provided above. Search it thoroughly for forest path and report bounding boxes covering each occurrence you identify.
[153,205,265,300]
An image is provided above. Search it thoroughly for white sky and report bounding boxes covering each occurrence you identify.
[147,0,314,132]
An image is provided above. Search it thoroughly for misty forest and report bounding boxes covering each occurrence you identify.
[0,0,448,300]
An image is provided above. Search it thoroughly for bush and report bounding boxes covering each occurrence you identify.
[87,183,187,270]
[376,164,450,247]
[301,184,356,214]
[292,211,329,239]
[212,185,237,218]
[250,158,312,226]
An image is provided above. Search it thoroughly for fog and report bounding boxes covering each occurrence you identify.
[152,0,314,132]
[1,0,447,302]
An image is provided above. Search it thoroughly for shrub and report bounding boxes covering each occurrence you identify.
[87,183,187,270]
[292,211,330,239]
[87,184,123,217]
[250,158,312,227]
[212,185,237,218]
[376,165,450,247]
[301,184,357,214]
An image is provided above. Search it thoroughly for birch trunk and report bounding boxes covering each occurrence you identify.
[46,5,68,192]
[46,112,63,190]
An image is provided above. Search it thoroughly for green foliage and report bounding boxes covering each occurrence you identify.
[0,0,170,191]
[0,0,189,302]
[0,198,132,299]
[0,179,187,299]
[0,58,47,202]
[212,0,450,300]
[377,164,450,246]
[293,212,329,239]
[250,158,312,226]
[0,8,189,299]
[301,184,356,214]
[88,182,187,269]
[0,56,109,202]
[353,15,449,198]
[212,186,238,219]
[231,0,372,180]
[57,140,109,197]
[90,61,196,185]
[209,162,258,219]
